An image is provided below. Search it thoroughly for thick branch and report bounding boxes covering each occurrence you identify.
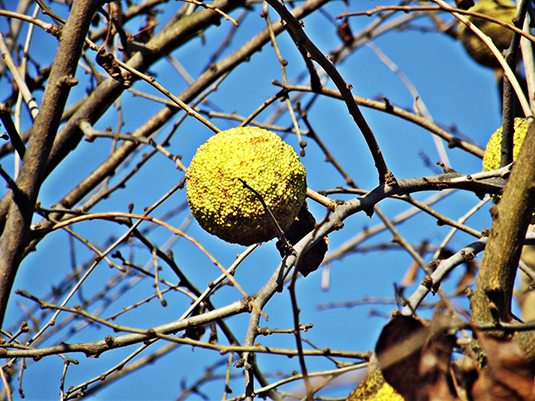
[0,0,103,328]
[501,0,530,166]
[240,167,499,398]
[472,119,535,361]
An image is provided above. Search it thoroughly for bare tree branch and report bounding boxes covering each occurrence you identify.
[0,0,103,327]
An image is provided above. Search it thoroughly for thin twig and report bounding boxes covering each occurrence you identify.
[238,179,294,254]
[288,251,313,400]
[276,82,485,158]
[179,0,238,26]
[265,0,394,185]
[401,237,488,316]
[0,33,40,120]
[113,58,221,133]
[78,119,187,171]
[0,361,13,401]
[433,0,531,117]
[50,211,265,318]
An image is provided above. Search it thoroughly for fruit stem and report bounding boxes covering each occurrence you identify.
[238,178,295,254]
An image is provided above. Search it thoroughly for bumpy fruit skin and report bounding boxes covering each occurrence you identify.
[346,370,404,401]
[483,117,528,203]
[458,0,516,68]
[186,127,307,246]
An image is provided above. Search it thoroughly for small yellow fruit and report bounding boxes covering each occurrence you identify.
[458,0,516,68]
[186,127,307,246]
[346,370,404,401]
[483,117,528,202]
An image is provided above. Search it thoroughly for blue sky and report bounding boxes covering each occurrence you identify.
[0,0,511,399]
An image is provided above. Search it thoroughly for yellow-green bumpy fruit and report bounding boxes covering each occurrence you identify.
[483,117,528,203]
[458,0,516,69]
[346,370,404,401]
[186,127,307,246]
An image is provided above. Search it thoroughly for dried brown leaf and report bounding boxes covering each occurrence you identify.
[276,202,328,277]
[135,12,159,44]
[96,48,131,87]
[472,332,535,401]
[451,358,478,401]
[375,315,457,401]
[183,304,207,341]
[336,19,354,46]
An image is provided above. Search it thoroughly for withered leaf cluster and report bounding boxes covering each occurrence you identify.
[353,315,535,401]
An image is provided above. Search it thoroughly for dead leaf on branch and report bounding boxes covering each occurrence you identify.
[183,304,208,342]
[135,12,159,44]
[352,314,535,401]
[374,315,457,401]
[451,358,479,401]
[471,331,535,401]
[96,47,131,87]
[276,202,328,277]
[337,19,354,46]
